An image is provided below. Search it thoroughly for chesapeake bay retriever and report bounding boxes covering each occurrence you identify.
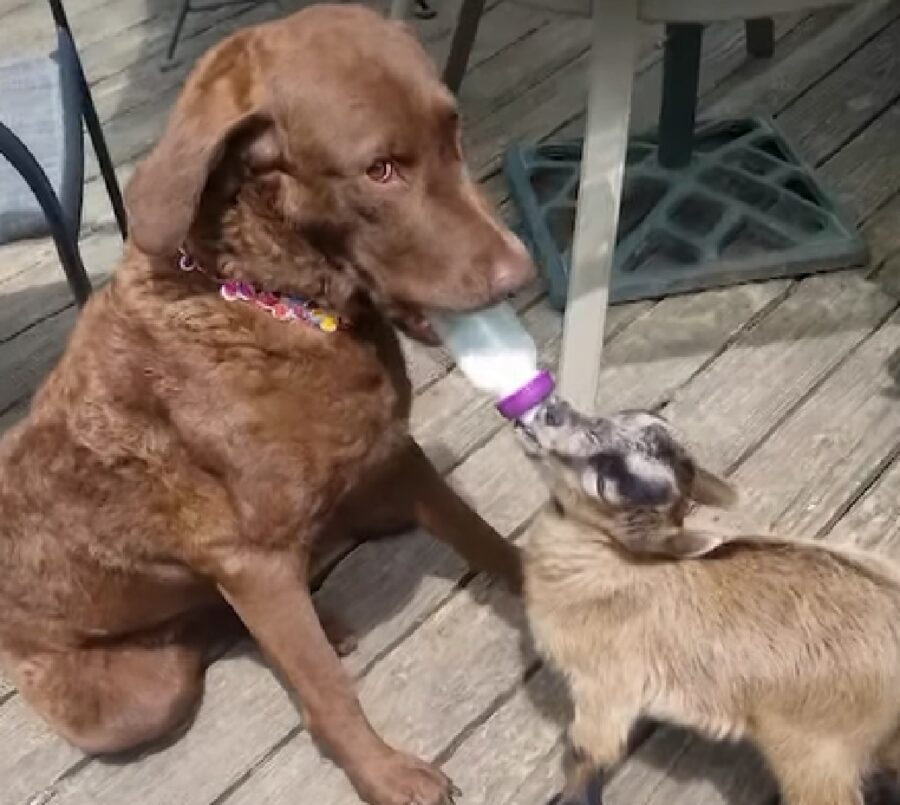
[0,6,534,804]
[518,400,900,805]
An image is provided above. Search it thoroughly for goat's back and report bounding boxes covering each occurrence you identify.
[524,510,900,738]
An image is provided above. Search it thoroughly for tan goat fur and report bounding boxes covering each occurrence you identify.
[519,403,900,805]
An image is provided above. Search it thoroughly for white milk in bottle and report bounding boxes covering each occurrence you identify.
[428,302,555,422]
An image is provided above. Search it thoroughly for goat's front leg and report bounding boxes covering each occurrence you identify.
[212,547,457,805]
[554,678,640,805]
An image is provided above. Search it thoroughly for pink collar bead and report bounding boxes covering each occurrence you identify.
[177,249,346,333]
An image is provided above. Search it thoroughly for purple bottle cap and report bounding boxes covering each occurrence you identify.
[496,370,555,420]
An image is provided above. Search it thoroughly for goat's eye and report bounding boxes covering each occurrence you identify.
[366,159,395,183]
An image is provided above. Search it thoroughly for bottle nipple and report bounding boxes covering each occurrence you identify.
[496,369,555,422]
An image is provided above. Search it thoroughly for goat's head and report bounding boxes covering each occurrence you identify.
[516,400,737,557]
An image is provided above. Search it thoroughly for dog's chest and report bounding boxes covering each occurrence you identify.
[180,320,412,539]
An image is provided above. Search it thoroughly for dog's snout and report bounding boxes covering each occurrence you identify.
[488,233,535,299]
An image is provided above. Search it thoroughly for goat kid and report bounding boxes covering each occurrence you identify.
[518,400,900,805]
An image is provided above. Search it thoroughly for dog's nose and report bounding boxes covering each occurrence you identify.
[489,232,536,298]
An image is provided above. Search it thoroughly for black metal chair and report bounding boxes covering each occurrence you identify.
[0,0,126,307]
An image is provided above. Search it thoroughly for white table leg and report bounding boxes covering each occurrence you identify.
[558,0,639,413]
[390,0,413,18]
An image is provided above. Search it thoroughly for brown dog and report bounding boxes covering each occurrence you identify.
[519,401,900,805]
[0,7,533,805]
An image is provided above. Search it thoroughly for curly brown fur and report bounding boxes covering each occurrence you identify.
[0,7,533,805]
[519,401,900,805]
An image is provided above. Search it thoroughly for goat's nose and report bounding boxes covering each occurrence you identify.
[489,232,536,298]
[539,397,569,428]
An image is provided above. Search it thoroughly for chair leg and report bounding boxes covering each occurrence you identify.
[47,0,128,239]
[442,0,486,94]
[745,17,775,58]
[79,82,128,239]
[558,0,639,412]
[165,0,192,63]
[0,122,92,306]
[657,23,703,170]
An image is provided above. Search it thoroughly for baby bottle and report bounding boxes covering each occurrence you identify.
[428,302,555,422]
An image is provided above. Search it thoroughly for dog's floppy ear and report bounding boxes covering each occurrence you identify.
[690,466,737,509]
[125,33,269,256]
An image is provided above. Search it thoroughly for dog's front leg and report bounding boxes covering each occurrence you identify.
[213,548,457,805]
[400,440,524,595]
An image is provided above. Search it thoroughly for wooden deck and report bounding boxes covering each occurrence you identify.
[1,1,899,803]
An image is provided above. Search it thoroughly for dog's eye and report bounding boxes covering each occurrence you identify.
[366,159,395,183]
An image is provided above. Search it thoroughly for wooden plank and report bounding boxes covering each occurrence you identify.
[462,15,672,180]
[0,0,119,52]
[710,307,900,537]
[862,190,900,268]
[666,272,896,475]
[0,229,121,346]
[0,307,75,419]
[776,17,900,165]
[613,736,773,805]
[820,102,900,222]
[460,12,594,126]
[0,695,83,805]
[704,0,900,119]
[832,457,900,551]
[438,667,567,805]
[592,281,788,413]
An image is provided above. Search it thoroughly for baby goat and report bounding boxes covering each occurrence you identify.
[518,400,900,805]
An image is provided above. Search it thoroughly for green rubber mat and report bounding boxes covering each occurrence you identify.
[504,118,867,310]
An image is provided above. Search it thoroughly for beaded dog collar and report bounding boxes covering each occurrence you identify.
[177,248,347,333]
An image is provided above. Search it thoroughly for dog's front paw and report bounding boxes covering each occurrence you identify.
[355,750,459,805]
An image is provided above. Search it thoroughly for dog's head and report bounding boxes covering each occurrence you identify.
[517,400,737,557]
[125,4,533,340]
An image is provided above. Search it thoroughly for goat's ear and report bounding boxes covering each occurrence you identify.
[125,32,270,256]
[659,528,724,558]
[690,466,737,509]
